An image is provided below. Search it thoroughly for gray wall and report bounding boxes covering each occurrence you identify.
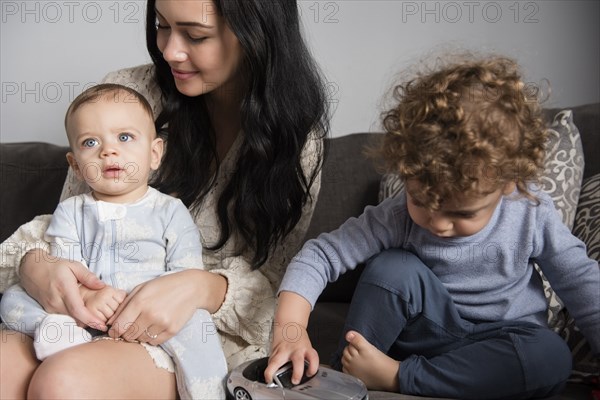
[1,0,598,145]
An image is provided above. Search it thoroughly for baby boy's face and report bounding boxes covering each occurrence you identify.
[405,180,515,238]
[65,92,162,203]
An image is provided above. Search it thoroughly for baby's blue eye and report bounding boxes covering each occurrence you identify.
[82,138,98,148]
[119,133,133,142]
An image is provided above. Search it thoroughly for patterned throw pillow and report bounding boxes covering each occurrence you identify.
[542,109,585,229]
[378,173,404,202]
[536,110,584,327]
[573,173,600,261]
[562,173,600,382]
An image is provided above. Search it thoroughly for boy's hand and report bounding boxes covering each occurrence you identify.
[265,291,319,385]
[266,322,319,385]
[80,285,126,323]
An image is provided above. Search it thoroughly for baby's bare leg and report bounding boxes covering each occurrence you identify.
[342,330,400,392]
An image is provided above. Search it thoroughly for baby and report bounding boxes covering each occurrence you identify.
[0,83,227,399]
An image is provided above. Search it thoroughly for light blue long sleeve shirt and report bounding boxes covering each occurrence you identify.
[279,188,600,354]
[45,187,203,293]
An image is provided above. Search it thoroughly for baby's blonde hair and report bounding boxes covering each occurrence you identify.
[65,84,155,143]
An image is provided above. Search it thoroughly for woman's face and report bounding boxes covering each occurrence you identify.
[155,0,243,99]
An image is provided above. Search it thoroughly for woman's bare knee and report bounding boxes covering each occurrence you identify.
[28,350,85,399]
[28,339,176,399]
[0,329,39,400]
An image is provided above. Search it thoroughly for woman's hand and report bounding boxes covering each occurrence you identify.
[19,249,107,329]
[107,269,227,345]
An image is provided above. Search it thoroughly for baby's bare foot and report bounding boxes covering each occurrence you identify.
[341,330,400,392]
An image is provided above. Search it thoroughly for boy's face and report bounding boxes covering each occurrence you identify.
[66,93,163,203]
[405,180,515,238]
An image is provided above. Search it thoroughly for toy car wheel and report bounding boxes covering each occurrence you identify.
[233,387,252,400]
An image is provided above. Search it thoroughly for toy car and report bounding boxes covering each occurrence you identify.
[226,356,368,400]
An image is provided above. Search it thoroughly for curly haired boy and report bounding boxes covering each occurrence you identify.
[266,56,599,399]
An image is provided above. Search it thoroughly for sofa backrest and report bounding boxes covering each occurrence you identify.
[0,103,597,300]
[0,142,69,242]
[303,133,382,301]
[304,133,383,241]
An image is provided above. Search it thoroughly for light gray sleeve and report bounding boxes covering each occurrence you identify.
[278,195,407,308]
[534,196,600,355]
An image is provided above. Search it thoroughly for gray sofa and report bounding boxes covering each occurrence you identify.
[1,103,598,399]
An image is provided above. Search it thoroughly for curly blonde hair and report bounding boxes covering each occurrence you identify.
[374,56,547,210]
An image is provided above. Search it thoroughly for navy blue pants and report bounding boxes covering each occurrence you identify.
[332,249,572,399]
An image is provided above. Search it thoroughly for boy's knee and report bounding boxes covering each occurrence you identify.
[364,249,433,289]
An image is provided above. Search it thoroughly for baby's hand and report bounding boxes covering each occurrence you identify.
[80,285,127,323]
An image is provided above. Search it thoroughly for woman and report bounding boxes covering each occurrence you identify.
[0,0,329,398]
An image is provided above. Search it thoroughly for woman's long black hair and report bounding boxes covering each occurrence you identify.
[146,0,330,269]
